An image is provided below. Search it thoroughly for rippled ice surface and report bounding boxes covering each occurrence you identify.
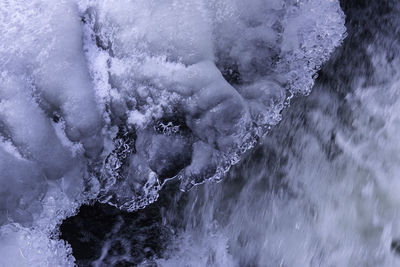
[2,0,400,266]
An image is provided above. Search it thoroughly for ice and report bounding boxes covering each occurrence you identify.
[85,0,345,207]
[0,147,46,226]
[0,0,103,158]
[0,0,345,265]
[0,1,101,265]
[0,224,75,267]
[0,73,74,179]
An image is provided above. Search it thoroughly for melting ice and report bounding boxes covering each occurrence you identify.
[0,0,356,266]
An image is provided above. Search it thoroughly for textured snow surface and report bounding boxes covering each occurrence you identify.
[0,0,345,265]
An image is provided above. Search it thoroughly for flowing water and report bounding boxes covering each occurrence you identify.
[154,1,400,266]
[2,0,400,266]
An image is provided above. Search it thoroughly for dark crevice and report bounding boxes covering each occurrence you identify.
[60,181,186,267]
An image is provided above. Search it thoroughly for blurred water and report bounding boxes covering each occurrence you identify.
[152,1,400,266]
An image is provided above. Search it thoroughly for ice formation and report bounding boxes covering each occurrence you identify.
[0,0,345,265]
[86,0,345,209]
[151,1,400,266]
